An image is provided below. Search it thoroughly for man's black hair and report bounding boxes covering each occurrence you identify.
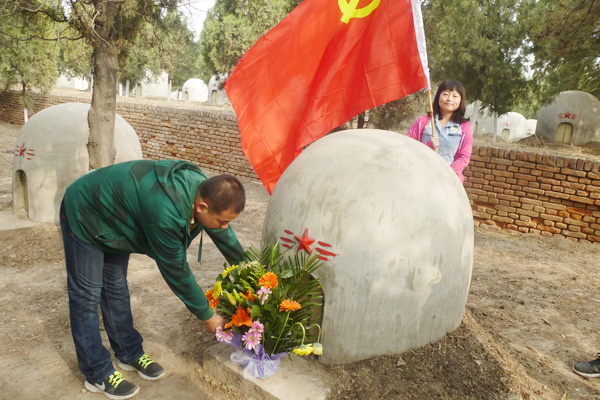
[197,174,245,214]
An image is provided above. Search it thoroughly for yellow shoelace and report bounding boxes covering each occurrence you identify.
[108,371,125,388]
[138,354,153,369]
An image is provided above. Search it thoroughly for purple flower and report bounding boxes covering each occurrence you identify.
[242,330,262,350]
[257,286,272,305]
[216,326,234,343]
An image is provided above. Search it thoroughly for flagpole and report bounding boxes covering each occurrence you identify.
[427,89,438,153]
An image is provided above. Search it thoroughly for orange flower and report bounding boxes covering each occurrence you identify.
[205,289,219,309]
[224,306,253,329]
[259,272,279,289]
[279,299,301,312]
[244,289,255,302]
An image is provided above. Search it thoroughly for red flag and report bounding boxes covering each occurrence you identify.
[225,0,430,194]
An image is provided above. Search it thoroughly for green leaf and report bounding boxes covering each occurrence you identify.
[250,305,262,318]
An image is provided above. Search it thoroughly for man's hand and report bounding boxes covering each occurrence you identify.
[204,313,226,334]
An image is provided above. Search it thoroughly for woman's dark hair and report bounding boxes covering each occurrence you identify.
[432,80,469,124]
[197,174,245,214]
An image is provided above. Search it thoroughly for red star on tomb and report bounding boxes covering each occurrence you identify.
[295,228,315,254]
[280,229,338,260]
[19,143,26,157]
[564,112,572,119]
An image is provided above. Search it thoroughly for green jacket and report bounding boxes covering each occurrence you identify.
[64,159,245,320]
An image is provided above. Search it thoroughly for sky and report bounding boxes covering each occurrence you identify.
[180,0,217,39]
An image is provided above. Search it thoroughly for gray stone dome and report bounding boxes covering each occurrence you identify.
[262,129,474,364]
[498,112,528,142]
[12,103,142,223]
[536,91,600,145]
[181,78,208,102]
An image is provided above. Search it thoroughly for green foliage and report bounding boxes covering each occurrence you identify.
[4,0,598,128]
[2,0,202,96]
[422,0,528,116]
[365,92,429,131]
[0,11,59,108]
[118,10,201,89]
[58,37,93,78]
[523,0,600,101]
[199,0,301,82]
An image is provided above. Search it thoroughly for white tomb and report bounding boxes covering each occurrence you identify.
[262,129,474,364]
[12,103,143,223]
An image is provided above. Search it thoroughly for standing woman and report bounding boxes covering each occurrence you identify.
[406,80,473,183]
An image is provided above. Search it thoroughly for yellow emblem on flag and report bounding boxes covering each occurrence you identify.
[338,0,381,24]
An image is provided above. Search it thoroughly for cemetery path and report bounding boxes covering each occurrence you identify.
[1,121,600,400]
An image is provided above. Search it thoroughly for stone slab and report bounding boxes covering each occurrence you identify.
[0,211,37,238]
[202,343,333,400]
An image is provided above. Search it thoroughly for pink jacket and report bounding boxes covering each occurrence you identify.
[406,115,473,183]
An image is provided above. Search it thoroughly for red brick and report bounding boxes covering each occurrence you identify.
[497,194,520,202]
[542,202,567,211]
[561,181,586,190]
[546,191,570,200]
[562,230,587,239]
[561,168,587,178]
[492,170,514,178]
[564,218,589,227]
[517,209,540,218]
[492,215,514,223]
[567,207,594,216]
[514,160,536,169]
[537,164,560,173]
[570,195,595,205]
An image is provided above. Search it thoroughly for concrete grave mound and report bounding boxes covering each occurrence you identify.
[498,112,529,142]
[536,90,600,146]
[182,78,208,102]
[12,103,142,223]
[262,129,474,364]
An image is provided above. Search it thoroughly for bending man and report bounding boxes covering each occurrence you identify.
[60,159,245,399]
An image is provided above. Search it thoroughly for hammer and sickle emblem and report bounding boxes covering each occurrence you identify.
[338,0,381,24]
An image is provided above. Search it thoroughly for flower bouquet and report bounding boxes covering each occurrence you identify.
[206,242,325,379]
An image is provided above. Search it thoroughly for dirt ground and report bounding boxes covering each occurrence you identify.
[1,117,600,400]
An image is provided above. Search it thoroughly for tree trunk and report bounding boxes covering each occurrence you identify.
[87,0,118,170]
[493,112,498,142]
[88,42,118,170]
[21,82,28,123]
[357,112,365,129]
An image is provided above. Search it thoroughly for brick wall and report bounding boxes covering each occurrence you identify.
[0,90,257,180]
[115,102,255,178]
[2,90,600,243]
[0,90,93,124]
[465,145,600,243]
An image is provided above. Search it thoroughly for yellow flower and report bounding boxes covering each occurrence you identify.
[226,292,237,306]
[212,281,222,298]
[222,264,239,279]
[293,344,313,356]
[312,343,323,355]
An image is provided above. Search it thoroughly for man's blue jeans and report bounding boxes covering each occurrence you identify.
[60,201,145,383]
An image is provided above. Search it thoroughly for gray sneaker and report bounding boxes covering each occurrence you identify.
[573,354,600,378]
[84,371,139,399]
[118,354,165,380]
